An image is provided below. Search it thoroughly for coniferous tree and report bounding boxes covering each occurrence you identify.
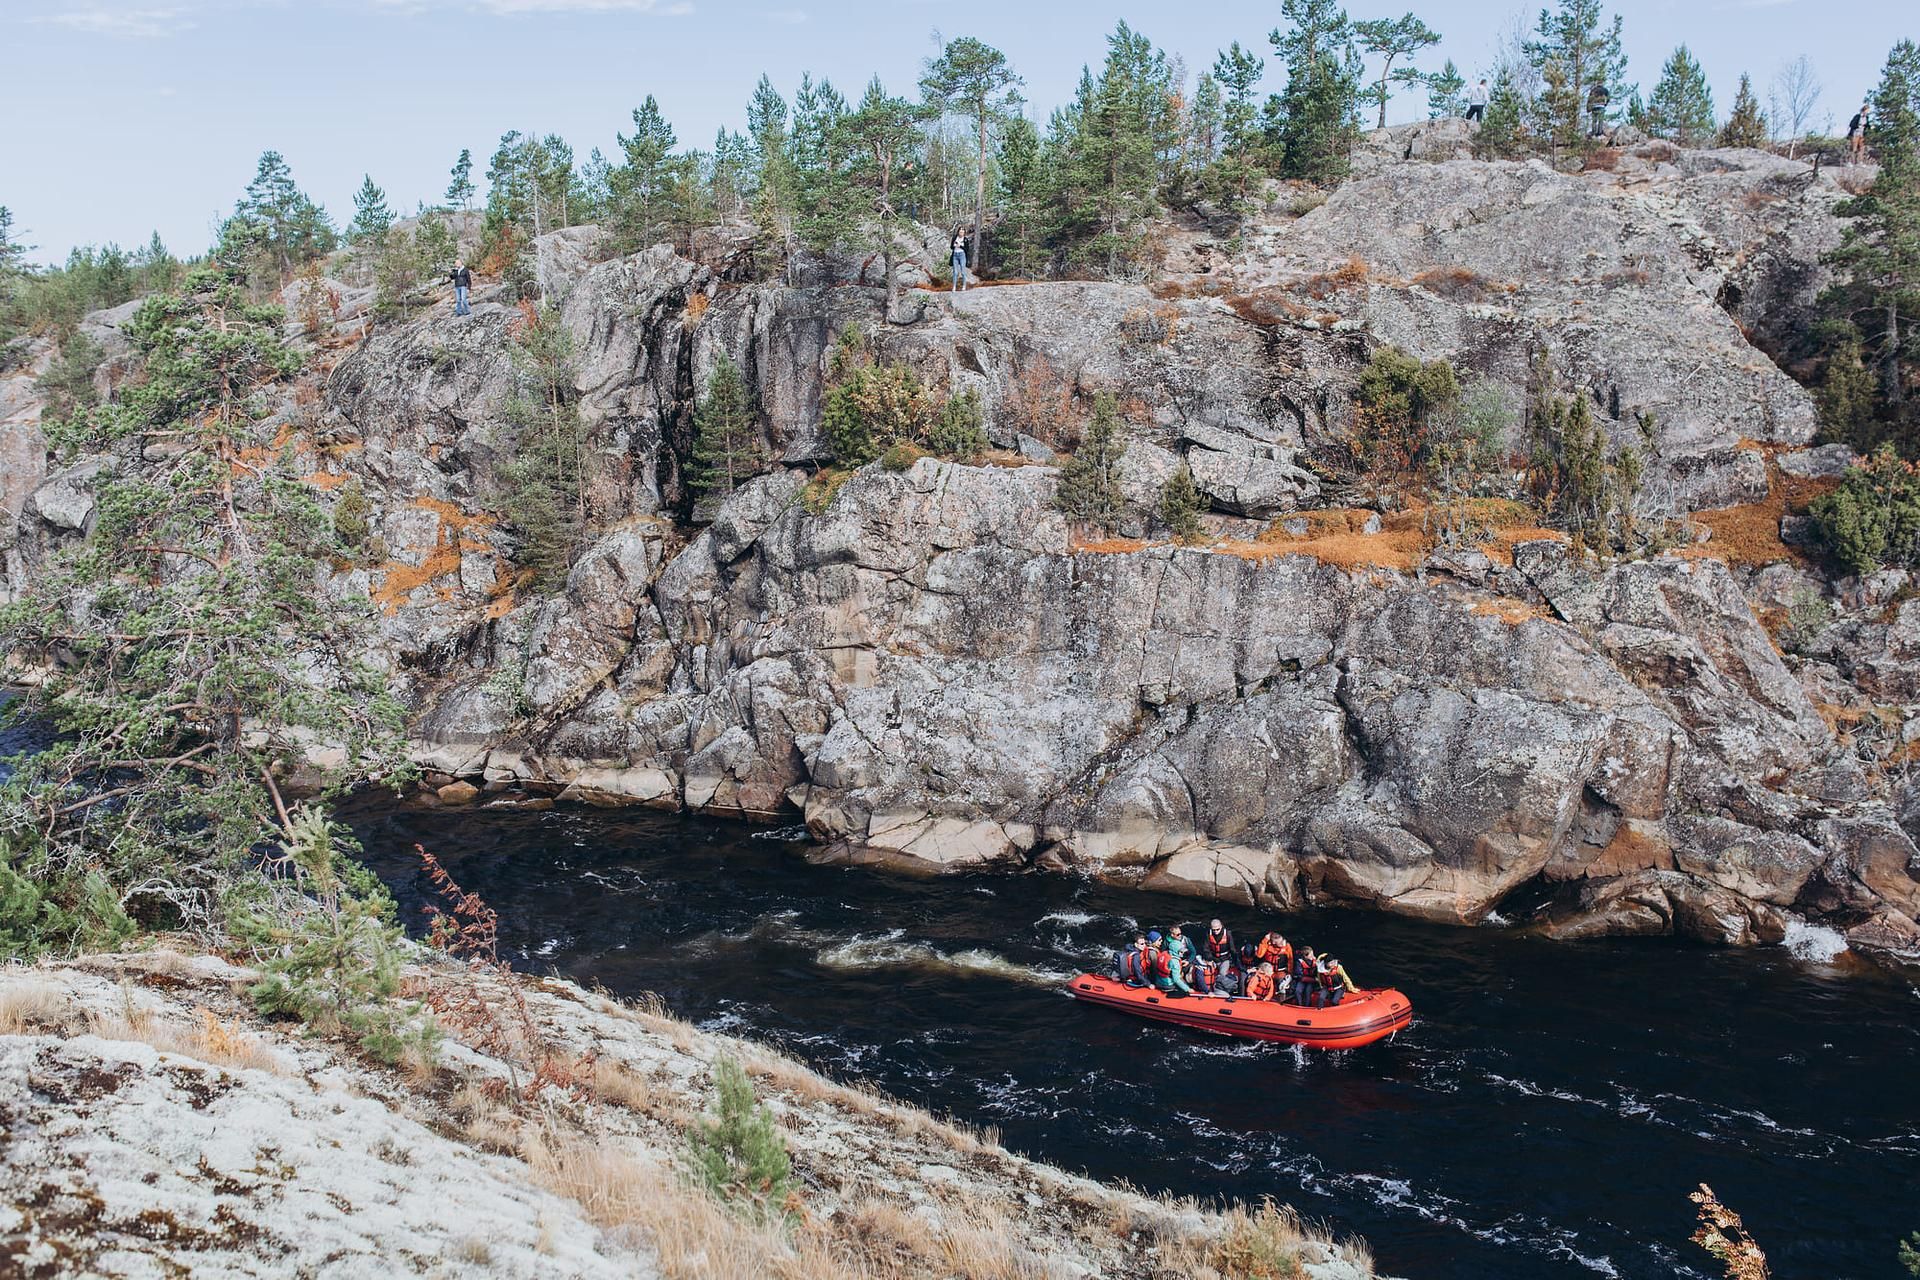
[1269,0,1364,184]
[447,149,476,212]
[996,114,1046,278]
[1355,13,1442,130]
[690,352,764,499]
[1824,41,1920,423]
[1187,73,1224,175]
[498,304,588,589]
[1054,392,1129,529]
[1646,45,1716,145]
[1043,24,1177,276]
[1477,67,1526,158]
[1213,41,1267,204]
[610,96,686,253]
[841,78,929,310]
[1524,0,1631,149]
[0,270,406,951]
[791,74,857,255]
[217,151,336,285]
[921,37,1022,273]
[1720,73,1768,148]
[1426,59,1466,119]
[349,175,394,244]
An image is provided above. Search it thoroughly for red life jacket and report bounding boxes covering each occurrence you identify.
[1120,947,1148,982]
[1148,947,1173,980]
[1318,964,1343,990]
[1202,929,1234,962]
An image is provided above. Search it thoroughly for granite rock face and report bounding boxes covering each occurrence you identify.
[7,141,1918,964]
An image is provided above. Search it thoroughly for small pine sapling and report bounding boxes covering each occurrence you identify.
[687,1056,796,1220]
[1159,464,1206,543]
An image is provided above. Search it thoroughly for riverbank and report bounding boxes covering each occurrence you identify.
[0,945,1379,1280]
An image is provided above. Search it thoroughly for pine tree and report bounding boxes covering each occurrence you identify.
[1158,464,1206,542]
[0,269,405,950]
[1269,0,1364,183]
[1524,0,1631,149]
[791,74,856,255]
[1646,45,1716,146]
[1054,392,1129,528]
[218,151,337,285]
[1719,73,1768,149]
[840,78,928,310]
[921,37,1022,275]
[1477,67,1526,158]
[1213,41,1266,204]
[610,95,685,253]
[349,175,394,244]
[690,352,764,499]
[1187,73,1224,174]
[1825,41,1920,421]
[996,114,1045,278]
[1355,13,1442,130]
[447,149,476,212]
[1054,22,1178,275]
[498,304,589,589]
[1426,59,1466,119]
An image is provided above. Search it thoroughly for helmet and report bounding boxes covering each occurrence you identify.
[1146,931,1162,943]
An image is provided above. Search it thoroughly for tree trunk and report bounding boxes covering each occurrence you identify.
[1888,297,1905,405]
[973,108,988,280]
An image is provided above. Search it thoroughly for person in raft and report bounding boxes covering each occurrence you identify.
[1115,934,1152,986]
[1147,932,1194,997]
[1289,947,1320,1005]
[1199,919,1238,978]
[1311,956,1360,1008]
[1242,962,1280,1002]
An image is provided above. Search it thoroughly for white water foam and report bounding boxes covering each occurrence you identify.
[1781,917,1849,964]
[1036,909,1100,927]
[812,933,1074,986]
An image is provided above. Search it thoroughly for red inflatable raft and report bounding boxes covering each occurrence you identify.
[1066,974,1413,1050]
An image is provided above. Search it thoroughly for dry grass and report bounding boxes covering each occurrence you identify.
[88,1004,288,1075]
[1410,265,1490,301]
[1218,507,1431,573]
[682,291,710,330]
[521,1122,857,1279]
[0,980,71,1034]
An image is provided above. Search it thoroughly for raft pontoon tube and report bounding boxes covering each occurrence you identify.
[1065,974,1413,1050]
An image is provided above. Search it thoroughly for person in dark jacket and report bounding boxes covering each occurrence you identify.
[1586,83,1611,139]
[449,260,472,316]
[1199,919,1237,977]
[1849,104,1872,163]
[1115,934,1151,985]
[949,231,967,292]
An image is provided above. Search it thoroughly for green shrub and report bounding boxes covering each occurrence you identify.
[1159,464,1206,543]
[1054,392,1128,530]
[35,329,103,420]
[333,478,374,556]
[686,1056,794,1220]
[926,388,987,459]
[880,441,925,471]
[1899,1230,1918,1276]
[1809,446,1920,575]
[239,806,437,1066]
[1816,330,1880,450]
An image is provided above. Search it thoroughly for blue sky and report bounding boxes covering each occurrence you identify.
[5,0,1912,264]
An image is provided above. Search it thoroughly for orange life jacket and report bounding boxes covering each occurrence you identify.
[1254,938,1282,965]
[1245,970,1276,1000]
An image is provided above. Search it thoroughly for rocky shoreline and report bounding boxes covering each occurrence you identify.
[0,948,1378,1279]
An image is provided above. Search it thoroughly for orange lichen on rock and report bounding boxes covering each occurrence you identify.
[1071,535,1155,555]
[1469,596,1552,625]
[299,471,349,490]
[370,498,497,614]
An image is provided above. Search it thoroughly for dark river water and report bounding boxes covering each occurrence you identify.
[337,800,1913,1279]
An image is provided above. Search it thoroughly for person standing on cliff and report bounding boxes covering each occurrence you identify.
[1849,103,1871,164]
[449,259,472,316]
[949,230,968,292]
[1465,78,1489,127]
[1586,83,1611,139]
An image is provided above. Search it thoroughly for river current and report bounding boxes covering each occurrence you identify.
[343,800,1910,1278]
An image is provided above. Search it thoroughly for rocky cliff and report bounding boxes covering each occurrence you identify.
[5,135,1917,966]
